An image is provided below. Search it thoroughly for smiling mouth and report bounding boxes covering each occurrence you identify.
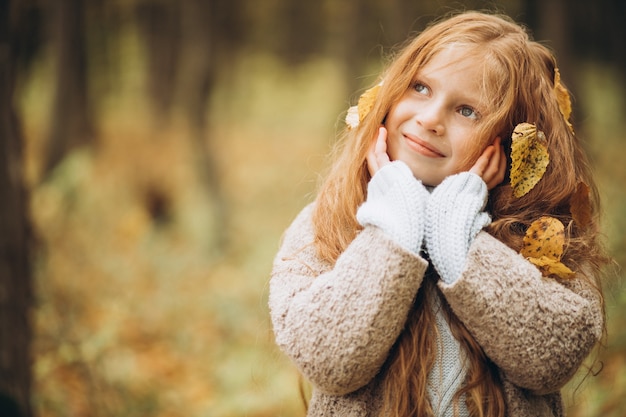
[403,134,445,157]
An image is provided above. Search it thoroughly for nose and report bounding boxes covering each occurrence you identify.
[416,102,445,135]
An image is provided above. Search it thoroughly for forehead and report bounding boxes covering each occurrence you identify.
[417,44,491,102]
[418,44,484,79]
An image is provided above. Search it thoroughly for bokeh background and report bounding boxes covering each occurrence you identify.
[2,0,626,416]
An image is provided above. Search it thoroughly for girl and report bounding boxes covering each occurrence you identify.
[269,11,607,417]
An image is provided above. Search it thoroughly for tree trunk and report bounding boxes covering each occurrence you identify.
[43,0,94,177]
[179,0,232,251]
[0,0,33,416]
[135,0,182,123]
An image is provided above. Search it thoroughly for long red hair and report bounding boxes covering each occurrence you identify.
[311,11,608,417]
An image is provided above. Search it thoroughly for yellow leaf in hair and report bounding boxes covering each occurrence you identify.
[554,68,574,132]
[357,84,381,122]
[570,181,592,228]
[510,123,550,198]
[554,69,571,120]
[521,216,575,279]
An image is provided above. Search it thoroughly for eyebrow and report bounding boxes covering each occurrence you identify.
[413,72,488,114]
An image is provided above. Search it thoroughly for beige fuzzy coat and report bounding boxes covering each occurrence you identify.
[269,204,603,416]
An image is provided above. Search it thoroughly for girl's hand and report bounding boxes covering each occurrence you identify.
[425,172,490,283]
[470,137,507,190]
[366,127,391,176]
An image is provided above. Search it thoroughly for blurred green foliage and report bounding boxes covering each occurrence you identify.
[23,49,347,416]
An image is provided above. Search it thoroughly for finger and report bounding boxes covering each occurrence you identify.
[484,138,507,189]
[366,128,382,173]
[366,130,380,175]
[469,144,494,178]
[483,138,501,176]
[494,144,507,185]
[366,127,390,176]
[365,147,378,176]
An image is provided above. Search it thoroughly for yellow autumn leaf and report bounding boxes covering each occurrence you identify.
[357,84,381,122]
[554,69,572,120]
[527,256,575,278]
[510,122,550,198]
[521,216,575,279]
[554,68,574,132]
[570,181,592,229]
[522,216,565,259]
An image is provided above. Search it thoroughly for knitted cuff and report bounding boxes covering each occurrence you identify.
[357,161,427,254]
[425,172,491,284]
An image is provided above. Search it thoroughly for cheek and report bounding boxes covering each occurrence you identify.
[385,132,401,160]
[383,113,403,158]
[384,109,401,132]
[454,135,484,169]
[385,98,413,127]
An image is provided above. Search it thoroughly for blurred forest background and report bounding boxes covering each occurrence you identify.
[1,0,625,416]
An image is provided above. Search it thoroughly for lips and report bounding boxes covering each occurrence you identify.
[403,133,445,157]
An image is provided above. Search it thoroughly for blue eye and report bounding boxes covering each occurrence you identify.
[414,83,429,95]
[459,106,478,120]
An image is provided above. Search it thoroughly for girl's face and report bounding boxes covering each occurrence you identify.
[384,45,494,186]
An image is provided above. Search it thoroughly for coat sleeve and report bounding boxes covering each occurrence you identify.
[269,205,429,396]
[440,232,604,394]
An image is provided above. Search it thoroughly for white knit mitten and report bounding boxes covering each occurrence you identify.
[425,172,491,284]
[356,161,428,254]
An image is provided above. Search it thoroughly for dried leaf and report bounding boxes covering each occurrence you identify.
[510,122,550,198]
[554,68,574,132]
[345,84,382,129]
[527,256,575,278]
[554,69,572,120]
[357,84,381,122]
[570,181,592,228]
[521,216,575,279]
[522,216,565,259]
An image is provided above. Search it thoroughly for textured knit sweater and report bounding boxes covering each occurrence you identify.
[269,204,604,417]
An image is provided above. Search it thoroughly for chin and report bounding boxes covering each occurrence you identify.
[412,172,443,187]
[422,180,441,187]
